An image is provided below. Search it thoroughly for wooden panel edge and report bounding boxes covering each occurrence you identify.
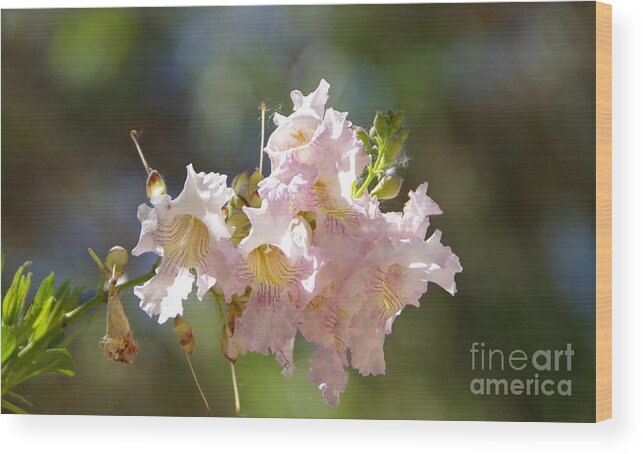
[595,1,612,423]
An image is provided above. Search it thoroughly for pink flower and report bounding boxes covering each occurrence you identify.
[345,233,462,376]
[380,182,443,240]
[132,164,233,324]
[212,198,318,376]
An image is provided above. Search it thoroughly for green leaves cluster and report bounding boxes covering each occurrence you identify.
[353,109,409,200]
[225,169,263,246]
[2,262,80,413]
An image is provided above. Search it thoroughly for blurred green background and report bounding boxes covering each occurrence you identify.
[1,3,596,420]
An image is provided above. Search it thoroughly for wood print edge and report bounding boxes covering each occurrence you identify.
[595,1,612,423]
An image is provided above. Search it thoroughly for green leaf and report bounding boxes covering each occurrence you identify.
[1,324,17,363]
[2,262,32,326]
[7,391,33,408]
[32,296,58,341]
[6,348,75,388]
[1,399,28,414]
[22,273,56,339]
[32,273,56,316]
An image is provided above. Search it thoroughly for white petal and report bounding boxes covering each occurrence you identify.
[132,202,164,256]
[240,198,294,256]
[171,164,233,242]
[291,79,329,118]
[400,182,443,239]
[423,230,463,295]
[134,263,194,324]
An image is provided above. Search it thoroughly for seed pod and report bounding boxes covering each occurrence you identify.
[173,317,196,356]
[99,277,139,364]
[105,246,129,273]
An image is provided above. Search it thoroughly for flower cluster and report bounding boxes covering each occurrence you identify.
[132,80,462,406]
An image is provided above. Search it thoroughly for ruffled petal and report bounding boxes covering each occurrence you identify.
[423,230,463,295]
[132,201,165,256]
[400,182,442,239]
[235,294,298,376]
[134,263,195,324]
[240,198,295,256]
[311,108,367,179]
[171,164,233,242]
[309,347,349,407]
[348,303,387,376]
[291,79,330,118]
[205,240,250,302]
[258,172,318,212]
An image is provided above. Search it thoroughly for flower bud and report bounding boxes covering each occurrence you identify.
[146,169,167,199]
[232,170,249,194]
[371,175,403,201]
[354,126,370,150]
[228,195,243,211]
[385,128,408,164]
[248,169,264,194]
[391,110,406,130]
[227,210,251,245]
[248,191,263,209]
[373,111,388,137]
[105,246,128,273]
[173,317,196,356]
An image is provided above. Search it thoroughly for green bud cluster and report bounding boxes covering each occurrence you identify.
[353,109,409,200]
[224,169,263,245]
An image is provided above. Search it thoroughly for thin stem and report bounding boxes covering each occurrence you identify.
[259,102,266,175]
[185,352,213,417]
[87,248,110,276]
[210,289,241,415]
[353,136,389,199]
[230,360,241,415]
[63,258,160,327]
[130,129,151,176]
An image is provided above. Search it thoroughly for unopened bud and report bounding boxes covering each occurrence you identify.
[371,175,403,201]
[227,211,251,245]
[391,110,406,130]
[373,111,388,137]
[231,170,249,195]
[173,317,196,355]
[146,170,167,199]
[354,126,370,150]
[105,246,129,273]
[248,191,262,209]
[248,169,264,194]
[385,128,409,164]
